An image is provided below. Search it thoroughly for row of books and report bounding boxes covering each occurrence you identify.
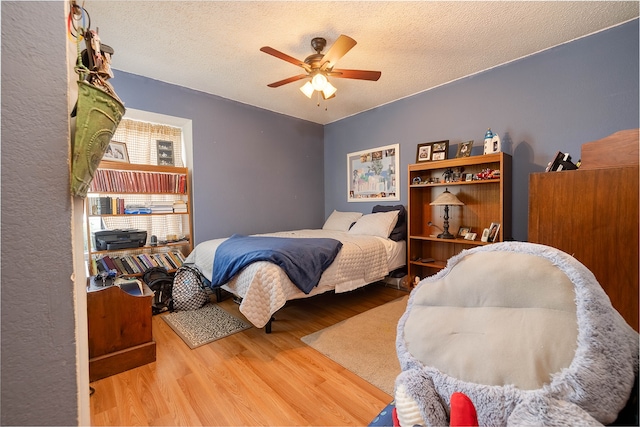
[88,196,125,215]
[92,250,187,276]
[89,169,187,194]
[87,197,188,215]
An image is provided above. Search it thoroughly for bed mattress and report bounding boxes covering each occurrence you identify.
[185,229,406,328]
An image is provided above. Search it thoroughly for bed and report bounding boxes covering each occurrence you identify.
[185,205,407,332]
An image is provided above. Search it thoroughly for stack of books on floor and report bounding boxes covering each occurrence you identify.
[93,250,187,276]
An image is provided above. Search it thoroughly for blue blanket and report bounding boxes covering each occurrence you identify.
[210,234,343,294]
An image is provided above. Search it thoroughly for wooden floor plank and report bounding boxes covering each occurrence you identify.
[90,283,407,426]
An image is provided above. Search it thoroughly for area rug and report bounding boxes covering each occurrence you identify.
[162,303,252,349]
[301,296,408,395]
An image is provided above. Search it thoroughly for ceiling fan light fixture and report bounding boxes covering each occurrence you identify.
[300,81,314,98]
[322,81,337,98]
[311,73,328,91]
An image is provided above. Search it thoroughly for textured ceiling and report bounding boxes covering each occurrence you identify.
[84,1,638,125]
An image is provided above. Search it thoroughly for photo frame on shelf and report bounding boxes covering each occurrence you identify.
[456,140,474,158]
[464,232,477,241]
[457,226,471,238]
[416,140,449,162]
[347,143,399,202]
[488,222,501,242]
[156,140,175,166]
[102,141,129,163]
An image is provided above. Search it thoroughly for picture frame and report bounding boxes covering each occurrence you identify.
[347,143,399,202]
[416,140,449,162]
[156,140,175,166]
[457,226,471,238]
[456,140,474,158]
[464,232,477,241]
[488,222,501,242]
[102,141,129,163]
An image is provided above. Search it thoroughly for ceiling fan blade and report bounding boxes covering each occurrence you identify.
[267,74,308,88]
[320,35,357,70]
[260,46,311,72]
[327,69,381,81]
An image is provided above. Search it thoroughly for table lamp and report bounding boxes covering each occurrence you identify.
[429,188,464,239]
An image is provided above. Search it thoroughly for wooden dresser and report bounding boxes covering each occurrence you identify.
[528,129,639,331]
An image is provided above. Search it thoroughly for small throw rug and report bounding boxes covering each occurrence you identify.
[301,296,408,396]
[162,303,252,349]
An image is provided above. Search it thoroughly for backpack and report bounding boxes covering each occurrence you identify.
[172,264,209,311]
[142,266,174,315]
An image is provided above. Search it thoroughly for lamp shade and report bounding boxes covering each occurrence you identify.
[300,81,314,98]
[321,81,337,98]
[312,73,328,91]
[430,188,464,206]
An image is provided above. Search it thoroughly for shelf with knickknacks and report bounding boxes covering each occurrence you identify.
[407,147,512,283]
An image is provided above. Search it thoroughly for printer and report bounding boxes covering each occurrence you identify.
[94,229,147,251]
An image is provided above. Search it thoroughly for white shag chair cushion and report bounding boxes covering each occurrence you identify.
[395,242,639,426]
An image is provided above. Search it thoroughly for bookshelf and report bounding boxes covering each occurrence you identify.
[407,153,512,282]
[85,161,193,276]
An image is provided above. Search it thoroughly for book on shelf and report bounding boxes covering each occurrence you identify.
[88,196,128,215]
[149,201,174,213]
[102,256,118,272]
[136,254,152,270]
[124,204,152,214]
[112,257,130,275]
[167,251,183,268]
[173,250,186,263]
[89,169,187,194]
[94,251,186,275]
[162,253,178,270]
[172,200,187,213]
[129,255,145,273]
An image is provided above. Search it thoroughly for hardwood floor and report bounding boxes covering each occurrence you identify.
[89,283,407,426]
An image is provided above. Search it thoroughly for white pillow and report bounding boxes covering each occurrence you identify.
[348,210,400,238]
[322,210,363,231]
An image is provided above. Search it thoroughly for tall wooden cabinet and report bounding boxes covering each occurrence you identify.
[529,129,639,331]
[408,153,512,282]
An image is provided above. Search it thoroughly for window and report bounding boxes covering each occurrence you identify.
[99,118,186,242]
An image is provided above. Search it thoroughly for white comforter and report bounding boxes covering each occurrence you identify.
[185,229,402,328]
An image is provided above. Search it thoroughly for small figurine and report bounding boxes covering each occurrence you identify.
[442,168,454,182]
[483,128,502,154]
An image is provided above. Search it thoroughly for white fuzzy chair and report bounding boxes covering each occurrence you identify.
[395,242,638,426]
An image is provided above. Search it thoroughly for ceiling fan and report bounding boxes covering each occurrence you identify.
[260,35,381,100]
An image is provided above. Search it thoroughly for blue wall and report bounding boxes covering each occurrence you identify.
[325,19,639,241]
[113,19,638,244]
[112,73,325,243]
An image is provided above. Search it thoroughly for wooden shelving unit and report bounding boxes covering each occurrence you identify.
[85,161,193,276]
[407,152,512,281]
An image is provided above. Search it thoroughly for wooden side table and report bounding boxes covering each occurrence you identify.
[87,282,156,382]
